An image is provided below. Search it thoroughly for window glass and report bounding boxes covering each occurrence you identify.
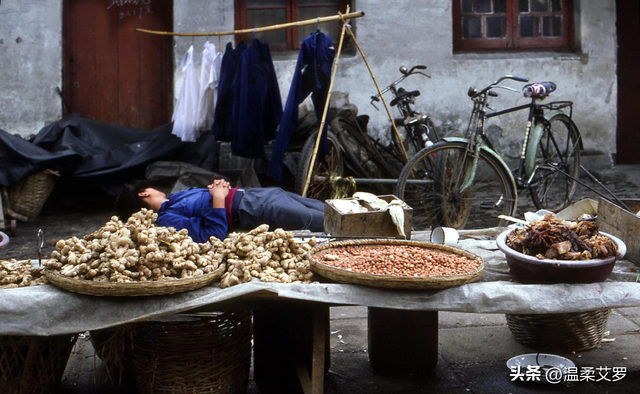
[247,9,287,44]
[486,16,506,38]
[462,0,474,13]
[518,0,529,12]
[494,0,507,13]
[551,0,562,12]
[519,15,540,37]
[247,0,285,6]
[463,17,482,39]
[475,0,492,13]
[542,15,562,37]
[531,0,548,12]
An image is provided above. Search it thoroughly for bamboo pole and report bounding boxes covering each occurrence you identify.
[338,13,410,162]
[135,11,364,37]
[301,6,350,198]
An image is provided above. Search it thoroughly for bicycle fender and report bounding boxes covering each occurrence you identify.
[442,137,518,204]
[524,110,582,178]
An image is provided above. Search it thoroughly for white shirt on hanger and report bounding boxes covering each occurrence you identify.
[196,41,223,131]
[172,45,201,142]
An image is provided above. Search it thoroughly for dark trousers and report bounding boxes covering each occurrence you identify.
[238,187,324,232]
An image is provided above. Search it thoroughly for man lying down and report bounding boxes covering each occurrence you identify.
[115,179,325,242]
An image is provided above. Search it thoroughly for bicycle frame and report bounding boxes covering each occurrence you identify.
[455,88,578,196]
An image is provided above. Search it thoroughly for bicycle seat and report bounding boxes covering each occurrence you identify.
[390,88,420,107]
[523,82,556,99]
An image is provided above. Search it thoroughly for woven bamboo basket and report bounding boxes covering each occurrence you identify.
[8,170,60,220]
[44,264,224,297]
[129,312,253,394]
[0,334,78,394]
[307,238,485,289]
[506,309,611,352]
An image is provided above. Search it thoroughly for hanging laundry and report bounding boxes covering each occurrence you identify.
[267,31,335,182]
[230,38,283,159]
[196,41,223,131]
[211,41,247,142]
[172,45,201,142]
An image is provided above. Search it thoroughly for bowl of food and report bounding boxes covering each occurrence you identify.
[496,216,626,283]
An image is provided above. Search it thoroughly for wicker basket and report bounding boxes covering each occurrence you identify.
[506,309,611,352]
[0,334,78,394]
[8,170,60,220]
[129,312,253,394]
[307,238,485,289]
[44,264,225,297]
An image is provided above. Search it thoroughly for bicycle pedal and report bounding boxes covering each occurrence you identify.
[479,201,498,209]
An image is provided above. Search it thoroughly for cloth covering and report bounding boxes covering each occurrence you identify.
[0,114,219,196]
[2,233,640,336]
[268,31,335,182]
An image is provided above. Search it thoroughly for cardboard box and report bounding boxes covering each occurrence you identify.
[596,198,640,265]
[556,198,598,220]
[323,195,412,239]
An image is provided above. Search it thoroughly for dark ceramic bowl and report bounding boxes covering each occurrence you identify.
[496,230,626,284]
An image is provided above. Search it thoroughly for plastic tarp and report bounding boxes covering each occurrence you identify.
[0,114,220,191]
[2,232,640,336]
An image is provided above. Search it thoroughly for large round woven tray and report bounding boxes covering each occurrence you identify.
[44,265,224,297]
[307,239,485,289]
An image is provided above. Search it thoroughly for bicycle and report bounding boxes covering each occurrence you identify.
[395,75,582,230]
[296,65,439,199]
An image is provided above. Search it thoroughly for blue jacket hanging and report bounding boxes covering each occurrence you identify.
[212,41,247,141]
[267,31,335,182]
[231,39,283,158]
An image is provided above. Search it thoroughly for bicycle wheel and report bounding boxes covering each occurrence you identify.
[529,113,581,212]
[295,130,344,200]
[396,141,517,230]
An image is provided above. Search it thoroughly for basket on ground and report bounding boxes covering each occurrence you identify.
[7,170,60,220]
[0,334,78,394]
[307,238,485,289]
[129,312,252,394]
[505,309,611,352]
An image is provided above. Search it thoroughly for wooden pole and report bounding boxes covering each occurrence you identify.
[301,7,350,198]
[135,11,364,37]
[338,13,410,162]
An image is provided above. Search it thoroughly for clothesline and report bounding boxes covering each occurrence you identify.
[135,11,365,37]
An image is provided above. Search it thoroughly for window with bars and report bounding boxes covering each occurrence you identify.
[234,0,352,52]
[453,0,574,52]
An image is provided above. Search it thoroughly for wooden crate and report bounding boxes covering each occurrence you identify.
[323,195,412,239]
[596,198,640,265]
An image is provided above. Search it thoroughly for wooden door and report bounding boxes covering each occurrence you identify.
[616,0,640,164]
[63,0,173,129]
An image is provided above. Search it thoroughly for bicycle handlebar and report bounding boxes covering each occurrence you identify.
[371,65,431,105]
[469,75,530,98]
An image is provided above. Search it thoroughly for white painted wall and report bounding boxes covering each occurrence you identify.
[0,0,617,161]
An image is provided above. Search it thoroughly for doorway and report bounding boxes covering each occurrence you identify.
[616,0,640,164]
[63,0,174,129]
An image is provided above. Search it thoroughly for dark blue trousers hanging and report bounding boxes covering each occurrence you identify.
[267,31,335,182]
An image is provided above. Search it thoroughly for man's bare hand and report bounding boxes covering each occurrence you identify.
[208,179,230,208]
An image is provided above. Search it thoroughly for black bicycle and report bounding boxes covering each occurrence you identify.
[296,65,439,199]
[395,76,582,230]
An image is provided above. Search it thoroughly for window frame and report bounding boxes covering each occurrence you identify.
[234,0,351,52]
[452,0,575,52]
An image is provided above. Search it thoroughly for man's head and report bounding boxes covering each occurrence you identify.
[115,184,167,220]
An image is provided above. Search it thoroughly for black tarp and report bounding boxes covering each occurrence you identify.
[1,114,220,195]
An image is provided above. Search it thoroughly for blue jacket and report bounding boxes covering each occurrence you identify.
[267,31,335,182]
[156,188,228,243]
[212,41,247,142]
[231,39,283,158]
